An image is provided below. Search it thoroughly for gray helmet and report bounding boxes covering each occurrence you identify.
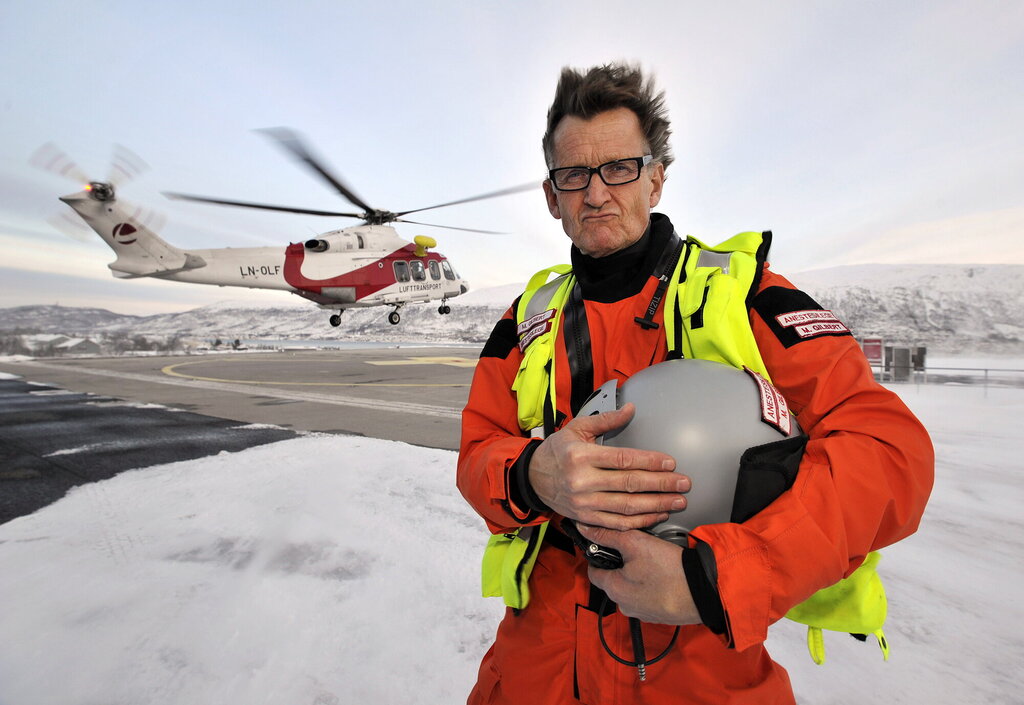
[577,358,801,544]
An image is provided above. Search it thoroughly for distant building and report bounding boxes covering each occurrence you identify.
[55,338,101,355]
[26,334,68,345]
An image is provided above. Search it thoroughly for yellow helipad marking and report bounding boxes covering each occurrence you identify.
[365,356,478,368]
[160,359,470,387]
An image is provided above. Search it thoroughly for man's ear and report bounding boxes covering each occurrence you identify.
[648,162,666,208]
[543,179,562,220]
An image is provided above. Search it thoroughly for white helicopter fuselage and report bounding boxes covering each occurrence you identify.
[60,185,469,315]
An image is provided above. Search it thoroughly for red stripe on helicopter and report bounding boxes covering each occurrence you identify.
[282,243,443,300]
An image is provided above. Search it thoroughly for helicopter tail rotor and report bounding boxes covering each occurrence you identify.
[32,142,166,241]
[46,212,95,243]
[30,143,91,185]
[107,144,149,187]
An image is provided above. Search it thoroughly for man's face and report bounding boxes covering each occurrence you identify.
[543,107,665,258]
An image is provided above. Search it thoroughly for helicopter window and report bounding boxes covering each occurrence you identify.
[428,260,441,280]
[410,260,426,281]
[441,260,456,280]
[357,235,364,249]
[393,260,410,282]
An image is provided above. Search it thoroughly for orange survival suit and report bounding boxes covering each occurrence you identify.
[457,214,934,704]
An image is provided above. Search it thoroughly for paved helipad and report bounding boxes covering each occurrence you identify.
[0,347,480,449]
[0,347,482,524]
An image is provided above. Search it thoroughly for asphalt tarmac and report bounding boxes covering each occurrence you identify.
[0,347,481,524]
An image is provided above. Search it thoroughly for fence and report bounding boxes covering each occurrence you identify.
[875,365,1024,390]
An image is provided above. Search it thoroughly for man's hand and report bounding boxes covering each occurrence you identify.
[527,403,690,530]
[578,524,701,626]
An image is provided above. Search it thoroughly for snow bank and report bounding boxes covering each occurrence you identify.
[0,383,1021,704]
[0,436,499,704]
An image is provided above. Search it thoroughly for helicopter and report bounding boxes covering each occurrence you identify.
[41,129,537,326]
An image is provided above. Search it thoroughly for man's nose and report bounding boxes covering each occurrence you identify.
[583,175,611,207]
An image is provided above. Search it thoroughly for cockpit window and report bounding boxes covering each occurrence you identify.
[393,260,410,282]
[410,260,426,281]
[441,260,456,280]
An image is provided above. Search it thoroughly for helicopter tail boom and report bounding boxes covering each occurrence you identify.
[60,184,207,278]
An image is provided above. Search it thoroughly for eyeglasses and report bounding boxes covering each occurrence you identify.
[548,155,653,192]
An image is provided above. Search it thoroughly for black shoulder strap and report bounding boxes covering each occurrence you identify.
[745,230,772,310]
[634,232,684,330]
[563,282,594,417]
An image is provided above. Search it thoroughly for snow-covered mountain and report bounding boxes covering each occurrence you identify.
[787,264,1024,353]
[0,305,141,332]
[2,264,1022,353]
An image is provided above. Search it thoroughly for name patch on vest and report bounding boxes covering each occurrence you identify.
[518,309,556,352]
[743,367,794,436]
[775,310,849,339]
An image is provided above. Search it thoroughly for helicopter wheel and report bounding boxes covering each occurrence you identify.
[443,305,451,314]
[329,313,342,327]
[388,311,401,325]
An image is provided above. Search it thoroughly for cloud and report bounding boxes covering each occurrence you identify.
[805,207,1024,269]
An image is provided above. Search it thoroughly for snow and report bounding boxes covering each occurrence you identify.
[928,355,1024,370]
[43,444,106,457]
[453,282,524,308]
[789,263,1024,297]
[173,298,310,313]
[85,399,176,410]
[0,383,1021,704]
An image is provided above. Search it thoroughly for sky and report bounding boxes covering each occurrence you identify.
[1,1,1022,314]
[0,374,1021,703]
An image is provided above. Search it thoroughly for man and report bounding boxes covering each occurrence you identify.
[457,63,933,704]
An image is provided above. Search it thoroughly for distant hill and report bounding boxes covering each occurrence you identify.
[2,264,1022,354]
[0,305,143,332]
[786,264,1024,353]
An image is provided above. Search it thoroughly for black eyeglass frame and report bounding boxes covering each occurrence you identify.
[547,155,654,192]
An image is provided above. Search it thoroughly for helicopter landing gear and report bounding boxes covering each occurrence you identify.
[388,305,403,325]
[329,312,343,327]
[437,297,451,315]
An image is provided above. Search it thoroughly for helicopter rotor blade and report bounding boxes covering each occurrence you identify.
[395,180,540,218]
[46,212,95,243]
[30,143,91,184]
[123,200,167,235]
[163,191,363,218]
[394,218,508,235]
[256,127,376,214]
[107,144,149,187]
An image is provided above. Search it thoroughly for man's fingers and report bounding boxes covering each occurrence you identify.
[603,445,677,472]
[567,440,676,476]
[573,401,667,457]
[611,469,690,495]
[571,402,635,438]
[566,483,685,519]
[614,490,687,516]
